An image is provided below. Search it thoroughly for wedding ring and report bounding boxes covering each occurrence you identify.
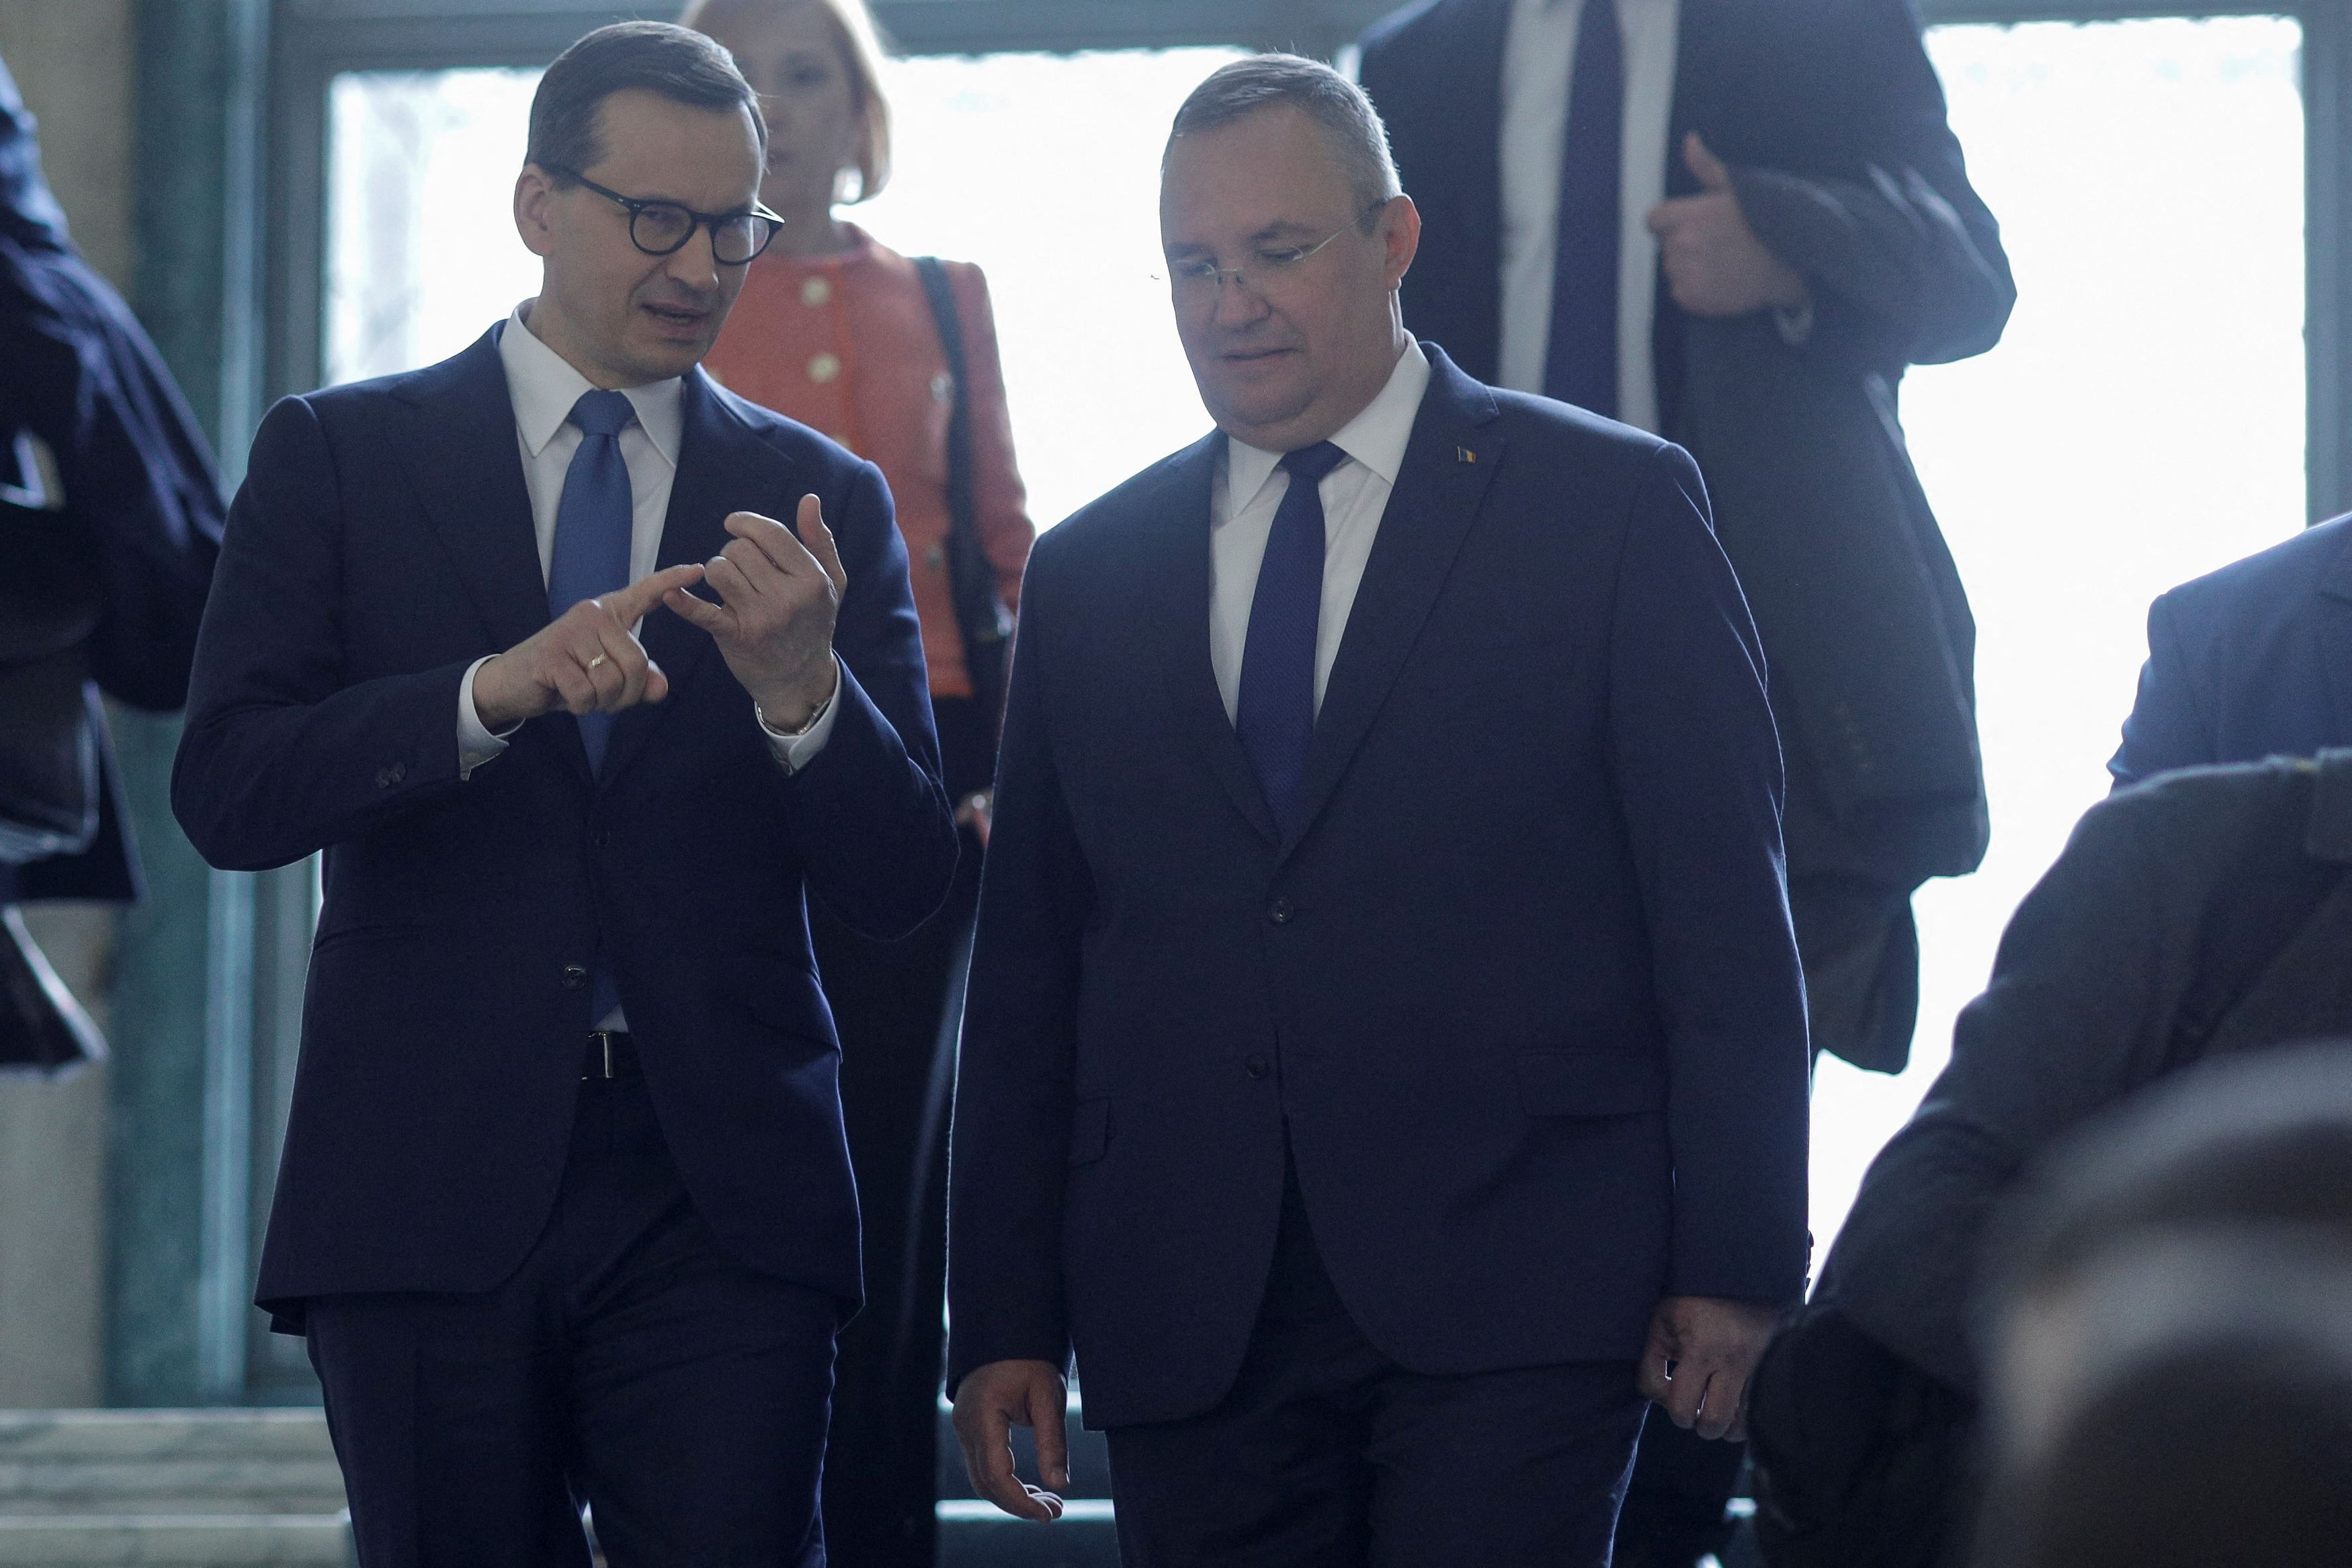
[587,654,609,671]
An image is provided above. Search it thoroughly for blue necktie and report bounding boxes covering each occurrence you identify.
[1544,0,1623,417]
[1236,441,1347,839]
[546,389,636,776]
[547,390,633,1026]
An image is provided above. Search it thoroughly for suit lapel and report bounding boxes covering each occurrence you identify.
[394,328,549,654]
[391,327,593,784]
[1143,433,1282,846]
[1284,350,1503,856]
[2314,527,2352,750]
[601,367,737,785]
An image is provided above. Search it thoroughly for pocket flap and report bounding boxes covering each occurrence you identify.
[1067,1098,1111,1166]
[1515,1050,1666,1117]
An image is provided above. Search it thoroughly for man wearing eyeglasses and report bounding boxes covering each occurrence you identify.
[948,55,1808,1567]
[173,20,956,1564]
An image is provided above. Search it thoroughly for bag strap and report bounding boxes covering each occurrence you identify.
[913,257,1011,729]
[913,257,978,566]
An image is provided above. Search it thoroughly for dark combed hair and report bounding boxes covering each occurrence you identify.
[527,20,766,180]
[1165,53,1401,221]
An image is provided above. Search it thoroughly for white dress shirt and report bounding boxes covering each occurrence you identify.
[1497,0,1681,429]
[1210,340,1433,720]
[461,304,839,1032]
[456,302,838,776]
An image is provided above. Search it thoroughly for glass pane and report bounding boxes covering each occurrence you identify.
[326,67,546,386]
[324,49,1242,529]
[1810,17,2306,1250]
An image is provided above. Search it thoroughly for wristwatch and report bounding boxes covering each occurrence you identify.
[756,686,834,745]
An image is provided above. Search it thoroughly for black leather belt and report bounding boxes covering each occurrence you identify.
[583,1030,639,1080]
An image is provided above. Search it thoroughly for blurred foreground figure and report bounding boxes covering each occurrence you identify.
[948,55,1809,1568]
[1974,1045,2352,1568]
[1748,753,2352,1567]
[2111,513,2352,789]
[0,50,222,1072]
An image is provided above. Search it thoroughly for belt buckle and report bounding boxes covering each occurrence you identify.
[589,1029,616,1079]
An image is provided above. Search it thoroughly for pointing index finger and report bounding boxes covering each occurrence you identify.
[598,562,706,628]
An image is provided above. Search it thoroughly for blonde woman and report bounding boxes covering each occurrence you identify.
[680,2,1034,1562]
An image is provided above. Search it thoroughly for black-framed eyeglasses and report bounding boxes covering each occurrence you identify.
[544,165,784,265]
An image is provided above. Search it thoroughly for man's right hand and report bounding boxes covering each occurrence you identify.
[952,1358,1070,1522]
[472,562,706,733]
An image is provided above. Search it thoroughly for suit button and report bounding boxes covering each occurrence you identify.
[374,765,396,789]
[1245,1055,1271,1081]
[560,965,589,991]
[589,830,610,849]
[1267,898,1294,925]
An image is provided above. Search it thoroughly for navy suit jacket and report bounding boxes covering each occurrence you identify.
[946,348,1811,1429]
[2109,517,2352,790]
[173,326,958,1319]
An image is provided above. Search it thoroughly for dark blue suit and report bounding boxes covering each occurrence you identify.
[947,348,1809,1556]
[1361,0,2011,1082]
[174,325,957,1561]
[2111,516,2352,789]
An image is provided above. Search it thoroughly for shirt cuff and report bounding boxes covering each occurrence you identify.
[457,655,521,779]
[757,656,843,775]
[1773,298,1817,347]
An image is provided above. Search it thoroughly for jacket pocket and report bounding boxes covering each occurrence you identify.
[1067,1098,1111,1166]
[1515,1050,1666,1117]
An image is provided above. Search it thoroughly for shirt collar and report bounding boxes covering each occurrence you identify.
[499,302,685,467]
[1224,337,1433,518]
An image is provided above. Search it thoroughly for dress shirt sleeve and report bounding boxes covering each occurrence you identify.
[457,656,517,779]
[755,654,844,773]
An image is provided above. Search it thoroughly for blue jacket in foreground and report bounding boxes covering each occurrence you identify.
[173,326,958,1321]
[946,347,1812,1429]
[2111,515,2352,789]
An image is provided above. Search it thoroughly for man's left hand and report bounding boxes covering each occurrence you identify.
[665,494,845,728]
[1646,133,1811,320]
[1637,1294,1778,1441]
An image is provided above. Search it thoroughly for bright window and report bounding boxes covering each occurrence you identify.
[1812,15,2306,1250]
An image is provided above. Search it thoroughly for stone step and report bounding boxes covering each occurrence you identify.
[0,1411,337,1463]
[0,1412,351,1566]
[939,1499,1119,1568]
[0,1514,352,1567]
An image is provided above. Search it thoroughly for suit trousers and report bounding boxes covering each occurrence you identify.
[811,694,991,1568]
[1103,1157,1648,1567]
[304,1069,839,1568]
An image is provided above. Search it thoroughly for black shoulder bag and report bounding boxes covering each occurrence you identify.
[913,257,1013,732]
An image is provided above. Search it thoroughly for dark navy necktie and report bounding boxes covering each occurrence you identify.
[1544,0,1624,416]
[546,388,636,776]
[1236,441,1347,839]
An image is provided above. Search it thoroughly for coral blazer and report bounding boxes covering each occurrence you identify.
[704,226,1034,699]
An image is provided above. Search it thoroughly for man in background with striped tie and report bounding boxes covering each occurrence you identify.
[948,54,1809,1567]
[173,21,955,1564]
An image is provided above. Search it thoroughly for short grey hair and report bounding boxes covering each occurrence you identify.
[1165,54,1402,225]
